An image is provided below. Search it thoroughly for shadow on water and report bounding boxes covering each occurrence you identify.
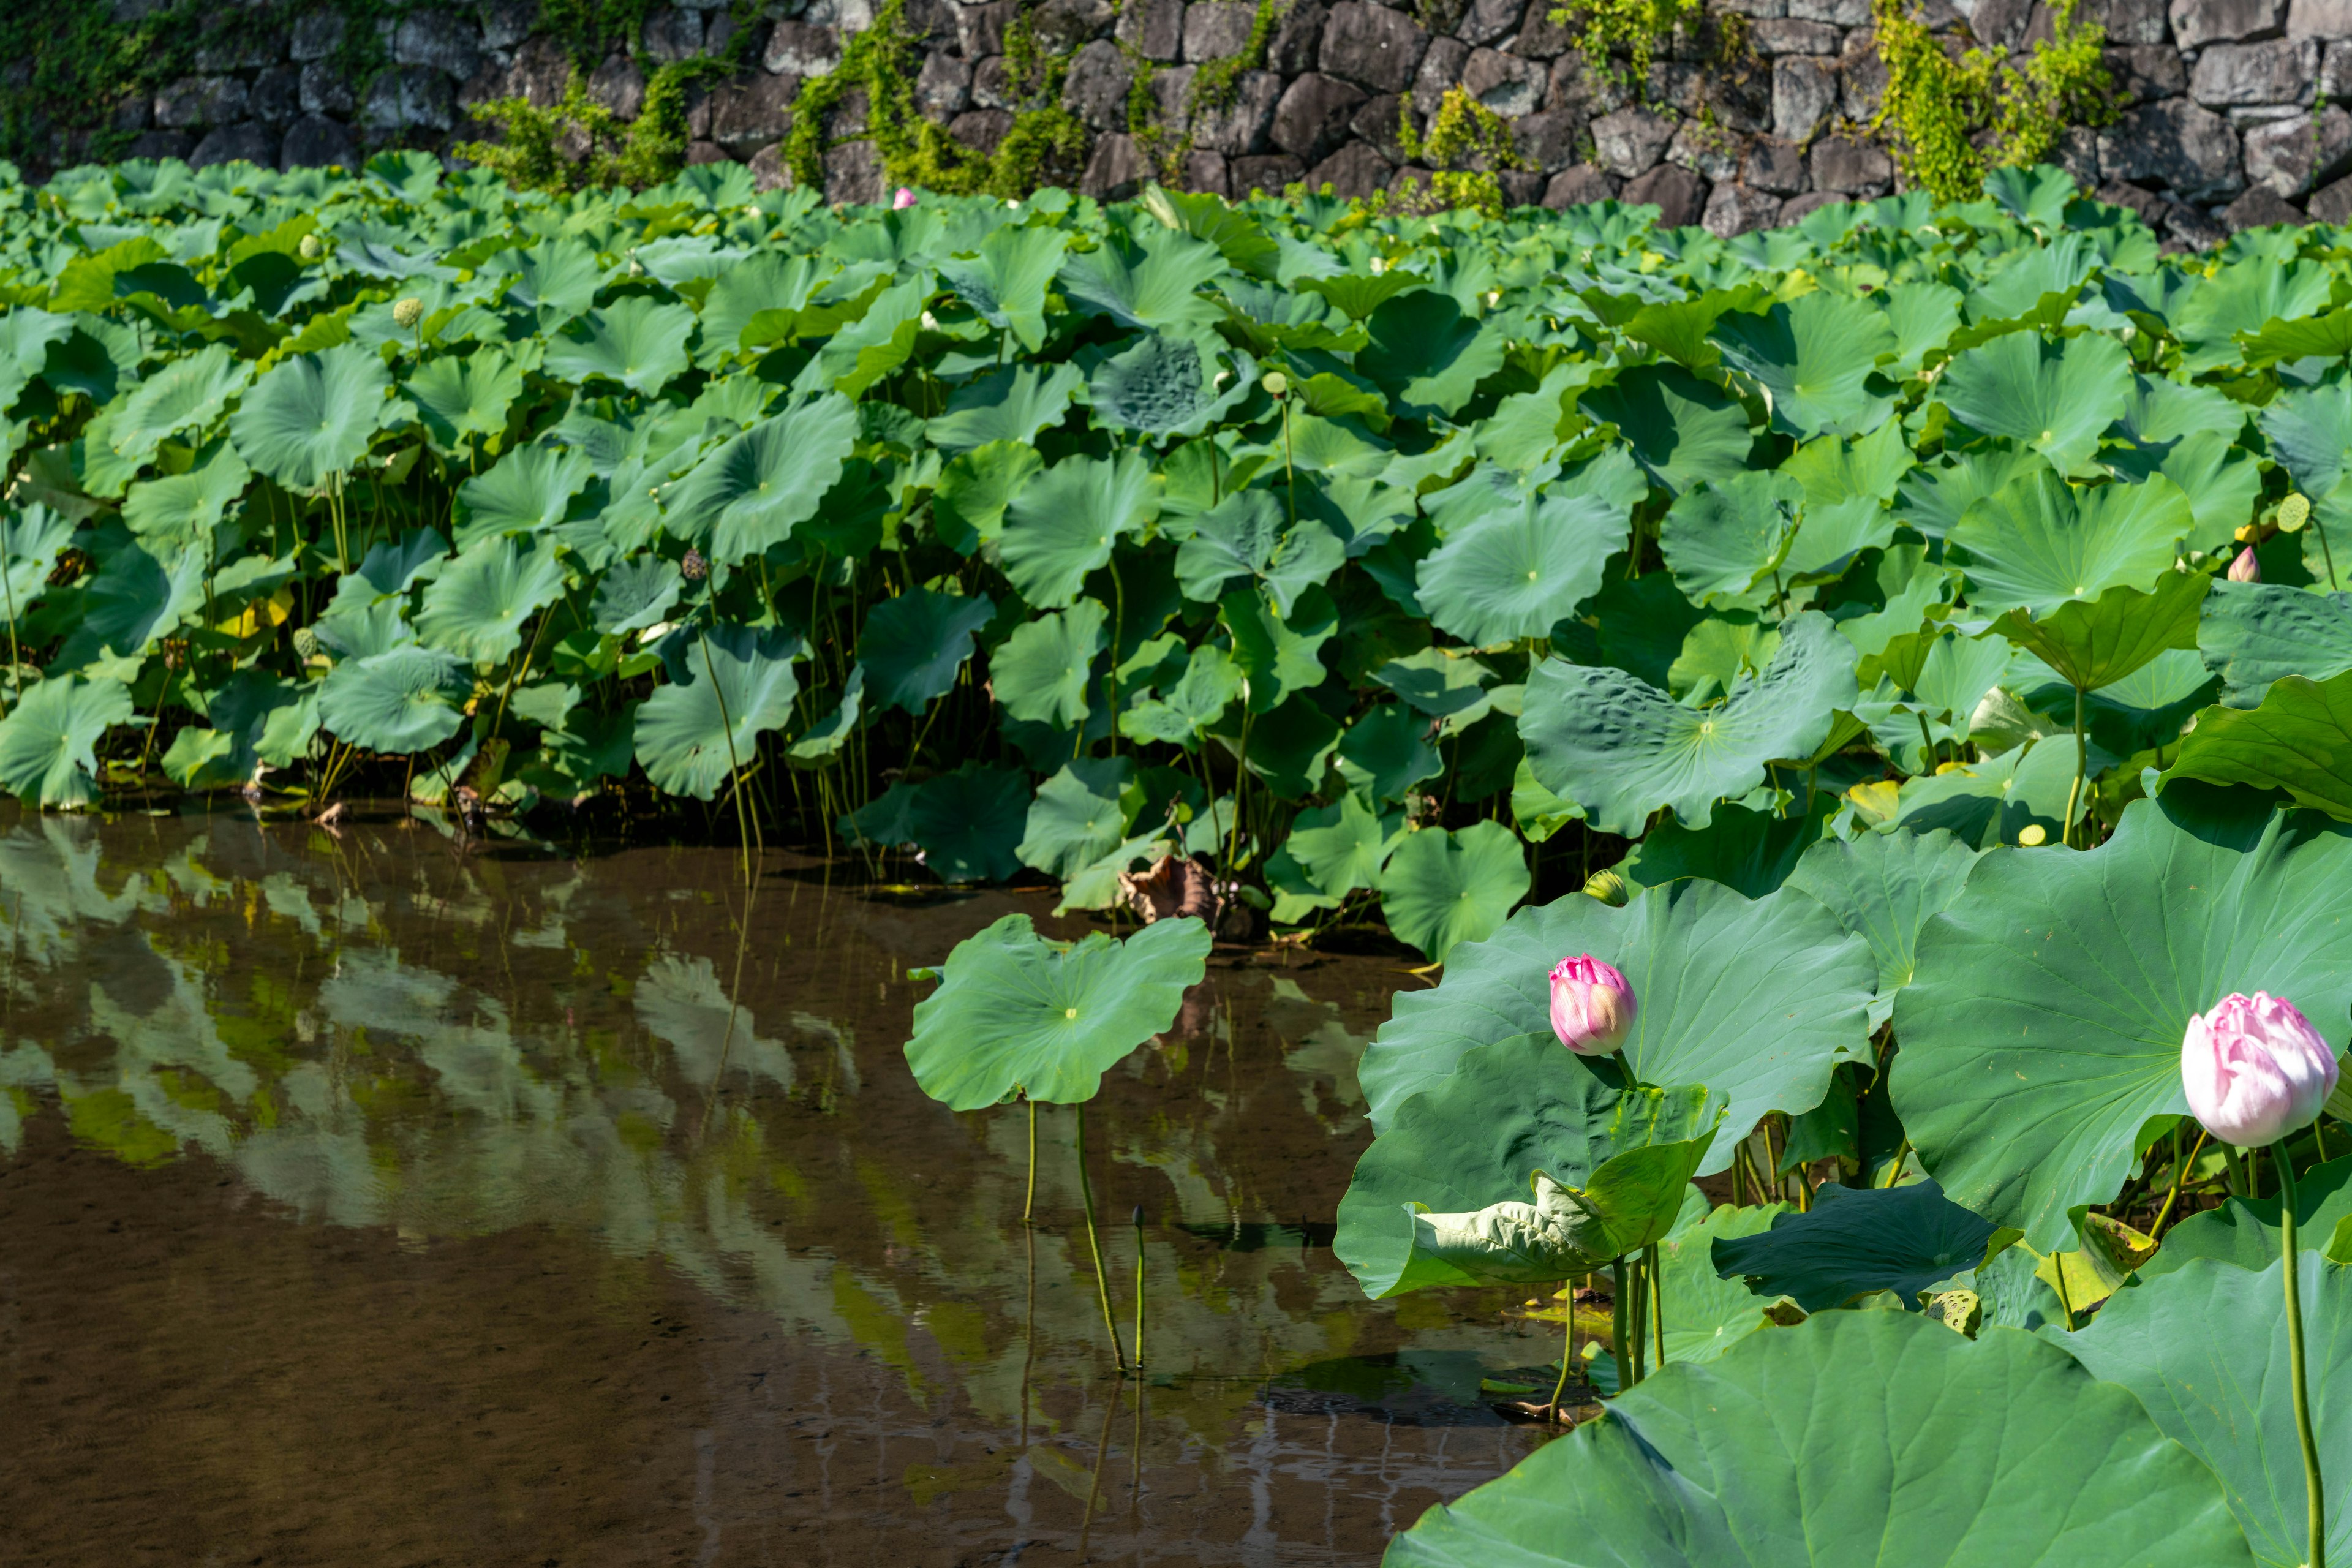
[0,804,1549,1566]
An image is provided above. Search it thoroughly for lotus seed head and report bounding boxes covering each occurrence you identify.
[1262,371,1288,398]
[392,296,423,328]
[2018,824,2047,846]
[1065,1006,1077,1019]
[298,233,323,261]
[2278,493,2312,533]
[681,547,709,581]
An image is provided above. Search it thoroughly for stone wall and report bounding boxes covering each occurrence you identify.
[78,0,2352,241]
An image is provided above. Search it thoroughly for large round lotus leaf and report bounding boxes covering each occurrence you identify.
[2165,668,2352,818]
[1617,799,1827,899]
[1119,641,1242,748]
[1337,704,1442,802]
[1233,690,1343,797]
[2199,582,2352,707]
[1417,448,1645,646]
[633,624,803,800]
[1379,820,1529,962]
[1335,1035,1721,1297]
[663,392,859,564]
[1580,363,1753,495]
[108,342,249,466]
[2257,380,2352,502]
[1000,450,1158,610]
[1784,828,1982,1027]
[0,503,77,611]
[2109,430,2263,554]
[1356,290,1506,420]
[857,587,995,715]
[2176,255,2335,372]
[1383,1310,2255,1568]
[926,362,1085,453]
[1892,788,2352,1253]
[228,343,388,490]
[1175,490,1347,619]
[491,236,604,318]
[451,443,591,551]
[1359,877,1875,1169]
[938,224,1069,351]
[1781,421,1912,578]
[1017,756,1133,878]
[2139,1155,2352,1277]
[1660,469,1802,611]
[1287,790,1393,896]
[1708,291,1896,439]
[902,911,1212,1109]
[1710,1180,1999,1311]
[120,439,250,548]
[1950,468,2193,618]
[1990,570,2206,694]
[1055,226,1227,334]
[991,598,1107,728]
[2058,1254,2349,1568]
[1933,328,2132,477]
[542,296,696,395]
[1521,611,1860,835]
[1654,1201,1792,1365]
[907,761,1032,883]
[1089,332,1246,437]
[590,555,684,638]
[415,535,568,665]
[399,349,524,453]
[318,645,472,755]
[0,674,135,808]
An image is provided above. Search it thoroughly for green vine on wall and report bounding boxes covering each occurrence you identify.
[1871,0,2116,203]
[1378,85,1528,216]
[1545,0,1703,92]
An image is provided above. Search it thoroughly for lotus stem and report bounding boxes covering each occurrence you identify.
[698,631,755,890]
[1609,1255,1629,1396]
[1628,1254,1648,1386]
[1131,1203,1146,1373]
[1648,1243,1666,1370]
[1548,1284,1574,1419]
[1880,1137,1911,1188]
[1023,1096,1037,1224]
[2274,1141,2328,1568]
[1075,1103,1129,1371]
[2317,514,2340,592]
[2063,684,2087,849]
[2149,1128,2207,1240]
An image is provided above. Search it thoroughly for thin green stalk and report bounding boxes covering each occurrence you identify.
[1880,1137,1912,1188]
[1609,1256,1629,1395]
[2063,684,2087,848]
[1023,1095,1038,1223]
[1647,1243,1665,1371]
[2149,1128,2207,1240]
[699,631,755,889]
[1,543,21,712]
[2274,1144,2328,1568]
[2316,514,2340,592]
[1548,1284,1574,1420]
[1131,1203,1146,1373]
[1075,1103,1129,1371]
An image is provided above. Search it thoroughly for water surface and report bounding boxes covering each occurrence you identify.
[0,809,1551,1566]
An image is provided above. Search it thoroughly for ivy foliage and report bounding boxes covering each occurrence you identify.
[1872,0,2117,203]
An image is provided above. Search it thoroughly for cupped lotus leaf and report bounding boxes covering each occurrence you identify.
[53,538,208,672]
[2108,428,2263,554]
[119,439,249,547]
[1521,611,1860,835]
[1893,788,2352,1253]
[1337,704,1442,802]
[1894,442,2052,542]
[1018,756,1134,879]
[908,762,1031,883]
[1660,470,1803,611]
[590,555,684,637]
[107,342,249,465]
[1581,363,1753,495]
[1417,448,1645,646]
[317,644,471,755]
[1983,163,2078,228]
[1335,1034,1721,1297]
[1000,451,1158,609]
[396,347,523,453]
[1616,797,1831,900]
[1383,1310,2256,1568]
[1174,490,1348,618]
[925,362,1085,453]
[228,343,388,489]
[1057,227,1226,334]
[344,526,448,602]
[414,535,568,664]
[1398,1139,1719,1292]
[452,443,591,550]
[933,441,1044,555]
[1229,689,1343,797]
[663,393,860,564]
[1781,421,1913,578]
[1090,332,1248,437]
[542,296,696,395]
[991,599,1107,728]
[858,587,995,714]
[1710,1180,2001,1311]
[1989,569,2207,693]
[0,675,135,808]
[2200,579,2352,713]
[493,236,603,319]
[2139,1154,2352,1277]
[1287,791,1393,897]
[2238,304,2352,366]
[1357,292,1506,421]
[1359,876,1875,1163]
[698,251,830,360]
[1951,467,2193,618]
[939,224,1070,350]
[2174,255,2335,373]
[633,624,804,799]
[1119,641,1242,747]
[2163,668,2352,818]
[0,503,76,611]
[1784,828,1983,1027]
[904,911,1211,1109]
[1709,292,1897,438]
[1934,328,2132,475]
[2056,1255,2350,1568]
[1378,820,1529,962]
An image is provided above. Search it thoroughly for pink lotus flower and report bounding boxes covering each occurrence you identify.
[2182,991,2339,1147]
[894,187,919,209]
[1550,955,1635,1055]
[2228,546,2261,582]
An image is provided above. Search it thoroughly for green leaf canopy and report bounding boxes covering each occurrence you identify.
[0,675,135,807]
[1000,451,1158,609]
[228,343,388,490]
[1709,1180,2000,1311]
[415,535,568,665]
[858,588,995,714]
[2198,582,2352,708]
[1378,820,1531,962]
[317,644,472,755]
[633,624,803,799]
[1950,469,2193,619]
[1934,328,2132,476]
[1784,828,1982,1027]
[1416,449,1645,647]
[2165,668,2352,819]
[1709,291,1896,439]
[663,393,859,564]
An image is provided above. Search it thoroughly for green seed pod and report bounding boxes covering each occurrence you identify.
[392,296,424,329]
[2278,492,2312,533]
[297,233,323,262]
[1261,371,1288,398]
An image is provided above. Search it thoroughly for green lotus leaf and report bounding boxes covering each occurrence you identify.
[1000,451,1158,609]
[52,538,208,672]
[1417,448,1645,646]
[2175,255,2335,374]
[165,668,317,788]
[1660,470,1803,612]
[1893,788,2352,1252]
[543,296,695,395]
[414,535,568,665]
[1885,737,2084,847]
[1359,876,1874,1165]
[905,761,1031,883]
[108,342,249,466]
[1295,270,1423,322]
[1521,611,1860,835]
[1378,820,1529,962]
[663,393,860,564]
[1374,647,1496,718]
[0,503,76,612]
[1710,1180,2000,1311]
[932,440,1044,554]
[1384,1311,2254,1568]
[1990,569,2206,693]
[1649,1200,1795,1365]
[698,252,831,360]
[1336,1033,1721,1297]
[1965,228,2096,324]
[1616,797,1830,900]
[1017,756,1133,878]
[1936,328,2132,477]
[1894,442,2052,541]
[2200,581,2352,706]
[1229,689,1342,797]
[1709,291,1896,439]
[991,598,1106,728]
[903,911,1210,1109]
[926,362,1085,453]
[1781,421,1913,578]
[633,624,803,800]
[856,587,995,715]
[1287,790,1393,897]
[1581,363,1752,495]
[1398,1135,1719,1291]
[1057,226,1226,334]
[2139,1155,2352,1277]
[317,644,471,755]
[1951,467,2193,618]
[2257,380,2352,506]
[2164,667,2352,818]
[119,439,249,548]
[782,668,861,769]
[2238,304,2352,367]
[1356,290,1506,420]
[590,555,684,638]
[1174,489,1346,618]
[2057,1254,2350,1568]
[452,443,591,551]
[1337,704,1441,802]
[492,236,604,320]
[228,342,388,490]
[1118,641,1241,748]
[0,674,135,808]
[940,224,1070,351]
[1783,827,1982,1027]
[1089,333,1247,437]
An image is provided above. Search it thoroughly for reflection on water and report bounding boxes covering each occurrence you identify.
[0,809,1548,1566]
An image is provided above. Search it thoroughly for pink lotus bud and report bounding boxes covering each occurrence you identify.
[1550,954,1635,1056]
[2228,546,2261,583]
[2182,991,2339,1147]
[893,187,918,209]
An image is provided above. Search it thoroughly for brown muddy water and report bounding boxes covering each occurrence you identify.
[0,807,1552,1567]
